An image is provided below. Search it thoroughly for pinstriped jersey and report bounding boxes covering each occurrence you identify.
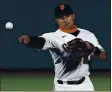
[39,28,104,81]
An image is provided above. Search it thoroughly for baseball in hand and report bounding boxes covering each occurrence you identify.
[5,22,13,29]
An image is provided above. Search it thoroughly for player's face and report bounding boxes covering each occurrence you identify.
[56,14,75,30]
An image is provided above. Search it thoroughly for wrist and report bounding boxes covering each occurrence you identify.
[94,47,101,56]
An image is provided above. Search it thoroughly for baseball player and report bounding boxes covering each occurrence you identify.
[18,4,106,91]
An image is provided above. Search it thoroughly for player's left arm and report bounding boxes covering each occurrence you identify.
[94,47,106,61]
[89,34,106,61]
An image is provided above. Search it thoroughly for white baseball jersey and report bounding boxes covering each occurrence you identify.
[40,28,103,81]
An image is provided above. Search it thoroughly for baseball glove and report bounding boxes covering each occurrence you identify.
[66,38,95,60]
[61,38,95,73]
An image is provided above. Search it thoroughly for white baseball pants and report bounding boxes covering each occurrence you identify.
[54,76,94,91]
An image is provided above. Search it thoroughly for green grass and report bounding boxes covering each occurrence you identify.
[91,75,110,91]
[1,73,110,91]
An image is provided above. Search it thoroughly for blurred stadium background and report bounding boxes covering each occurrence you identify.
[0,0,110,91]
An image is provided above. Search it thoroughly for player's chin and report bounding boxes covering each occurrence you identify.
[64,26,72,29]
[64,24,73,29]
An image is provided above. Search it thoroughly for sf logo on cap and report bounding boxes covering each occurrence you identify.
[60,5,65,10]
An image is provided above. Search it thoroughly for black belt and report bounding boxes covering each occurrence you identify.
[57,77,85,85]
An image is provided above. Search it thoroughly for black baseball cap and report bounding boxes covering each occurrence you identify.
[55,4,74,18]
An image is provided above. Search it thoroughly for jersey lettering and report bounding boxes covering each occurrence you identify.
[62,43,69,51]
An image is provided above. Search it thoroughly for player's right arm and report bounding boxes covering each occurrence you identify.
[18,35,45,50]
[18,33,54,50]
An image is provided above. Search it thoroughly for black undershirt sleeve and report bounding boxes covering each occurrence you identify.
[94,47,101,56]
[26,36,45,49]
